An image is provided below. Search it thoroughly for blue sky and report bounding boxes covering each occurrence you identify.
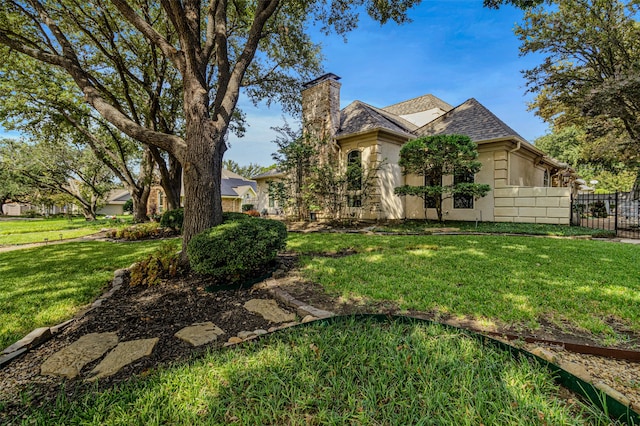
[226,1,548,167]
[1,2,548,168]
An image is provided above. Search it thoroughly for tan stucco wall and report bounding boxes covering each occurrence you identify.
[509,150,546,187]
[493,186,571,224]
[338,131,408,220]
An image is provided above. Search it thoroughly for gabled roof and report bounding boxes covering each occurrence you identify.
[382,93,453,116]
[337,101,416,138]
[415,98,525,142]
[220,169,257,198]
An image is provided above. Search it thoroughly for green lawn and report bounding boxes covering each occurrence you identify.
[0,217,131,246]
[14,319,611,425]
[0,240,168,349]
[287,233,640,344]
[371,220,613,237]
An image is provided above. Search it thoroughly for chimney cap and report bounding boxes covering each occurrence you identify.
[302,73,341,89]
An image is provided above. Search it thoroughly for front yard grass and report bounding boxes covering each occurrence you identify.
[18,319,611,425]
[372,220,614,237]
[0,240,169,349]
[0,216,132,246]
[287,233,640,344]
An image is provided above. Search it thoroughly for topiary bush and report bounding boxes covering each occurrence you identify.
[160,208,184,231]
[187,217,287,284]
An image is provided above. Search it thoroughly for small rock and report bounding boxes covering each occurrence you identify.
[88,338,158,381]
[92,299,104,308]
[243,299,295,323]
[41,332,119,379]
[237,331,256,339]
[227,337,243,344]
[50,319,74,335]
[2,327,51,354]
[175,322,225,347]
[0,348,28,368]
[301,315,317,323]
[114,269,127,278]
[254,329,268,336]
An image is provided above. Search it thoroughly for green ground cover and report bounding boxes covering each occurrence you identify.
[287,233,640,344]
[14,319,612,425]
[0,240,168,349]
[0,217,131,246]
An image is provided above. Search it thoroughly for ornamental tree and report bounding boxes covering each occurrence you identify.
[394,135,490,222]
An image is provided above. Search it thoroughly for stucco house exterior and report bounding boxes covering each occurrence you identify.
[255,73,573,224]
[150,169,257,214]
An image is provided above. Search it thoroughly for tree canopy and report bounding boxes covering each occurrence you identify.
[516,0,640,192]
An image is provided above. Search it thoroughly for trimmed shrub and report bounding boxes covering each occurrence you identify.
[222,211,251,222]
[241,204,254,212]
[160,208,184,231]
[187,218,287,283]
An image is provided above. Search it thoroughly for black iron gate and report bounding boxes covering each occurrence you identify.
[571,192,640,238]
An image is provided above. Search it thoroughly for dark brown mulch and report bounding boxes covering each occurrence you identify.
[0,257,308,418]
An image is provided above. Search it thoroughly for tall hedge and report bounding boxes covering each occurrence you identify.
[187,217,287,283]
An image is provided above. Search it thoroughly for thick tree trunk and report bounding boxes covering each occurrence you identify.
[163,155,182,211]
[181,132,225,253]
[180,81,227,259]
[130,185,150,222]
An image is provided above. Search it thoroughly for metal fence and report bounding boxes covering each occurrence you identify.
[571,192,640,238]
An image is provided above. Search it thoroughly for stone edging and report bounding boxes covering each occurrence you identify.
[0,267,130,369]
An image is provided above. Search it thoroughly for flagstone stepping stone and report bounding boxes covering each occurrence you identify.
[41,332,119,379]
[175,322,225,347]
[243,299,296,323]
[88,338,159,381]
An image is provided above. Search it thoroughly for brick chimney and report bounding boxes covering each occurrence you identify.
[301,73,341,141]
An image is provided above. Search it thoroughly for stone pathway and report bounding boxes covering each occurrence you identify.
[38,296,333,382]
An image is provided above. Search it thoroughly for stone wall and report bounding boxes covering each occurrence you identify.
[493,186,571,224]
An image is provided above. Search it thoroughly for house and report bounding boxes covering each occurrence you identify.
[255,73,573,224]
[150,169,257,214]
[252,169,287,215]
[97,189,132,216]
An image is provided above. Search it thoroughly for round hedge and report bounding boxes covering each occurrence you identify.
[187,217,287,283]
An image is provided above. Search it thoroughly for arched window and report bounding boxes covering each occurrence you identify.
[346,150,362,191]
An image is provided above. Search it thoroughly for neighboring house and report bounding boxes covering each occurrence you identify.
[150,169,257,214]
[256,73,574,224]
[252,169,286,215]
[97,189,132,216]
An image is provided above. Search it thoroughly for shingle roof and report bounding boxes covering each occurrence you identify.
[220,170,256,197]
[382,94,453,116]
[337,101,417,137]
[414,98,525,142]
